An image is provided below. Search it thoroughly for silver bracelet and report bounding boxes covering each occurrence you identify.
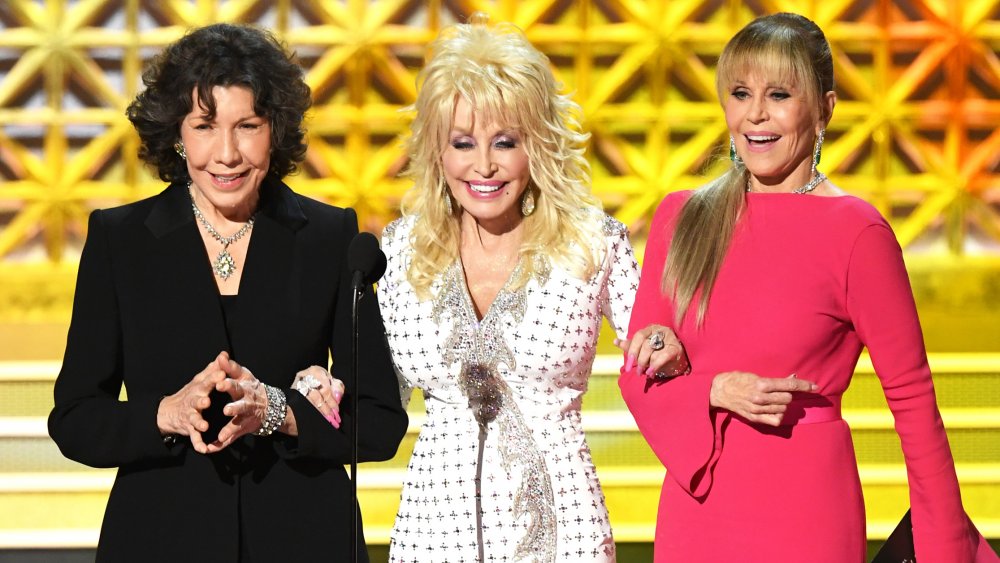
[253,384,287,437]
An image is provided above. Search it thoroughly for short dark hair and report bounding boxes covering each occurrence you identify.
[126,23,312,182]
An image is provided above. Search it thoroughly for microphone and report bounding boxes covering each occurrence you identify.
[347,232,387,294]
[345,230,386,563]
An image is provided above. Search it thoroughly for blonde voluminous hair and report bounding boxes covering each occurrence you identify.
[663,12,835,325]
[401,13,604,300]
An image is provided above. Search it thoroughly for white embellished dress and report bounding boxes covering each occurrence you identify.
[379,214,639,563]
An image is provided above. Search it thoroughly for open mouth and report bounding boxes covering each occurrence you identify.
[467,181,505,194]
[212,171,249,185]
[745,134,780,147]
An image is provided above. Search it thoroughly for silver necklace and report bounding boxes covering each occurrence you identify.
[746,171,827,194]
[189,186,255,281]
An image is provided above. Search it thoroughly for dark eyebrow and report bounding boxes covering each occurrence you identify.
[187,112,262,122]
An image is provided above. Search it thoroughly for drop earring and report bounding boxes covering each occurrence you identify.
[729,136,743,165]
[811,128,825,176]
[521,189,536,216]
[174,142,187,160]
[443,188,454,213]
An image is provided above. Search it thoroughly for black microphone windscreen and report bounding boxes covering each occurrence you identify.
[347,232,387,285]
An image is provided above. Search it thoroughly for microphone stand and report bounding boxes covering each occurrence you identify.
[345,231,385,563]
[350,275,362,563]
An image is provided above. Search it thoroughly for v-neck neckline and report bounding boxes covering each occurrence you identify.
[454,255,523,323]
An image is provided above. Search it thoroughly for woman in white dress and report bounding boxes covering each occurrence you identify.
[378,14,641,563]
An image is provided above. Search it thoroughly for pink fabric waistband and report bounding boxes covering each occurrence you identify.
[780,395,842,426]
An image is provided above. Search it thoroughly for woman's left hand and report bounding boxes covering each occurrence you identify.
[205,352,268,452]
[709,372,818,426]
[616,324,690,380]
[291,366,344,428]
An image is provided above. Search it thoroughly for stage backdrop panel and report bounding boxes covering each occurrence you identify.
[0,0,997,322]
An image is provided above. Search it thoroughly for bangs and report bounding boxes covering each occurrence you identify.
[716,32,820,104]
[448,70,537,135]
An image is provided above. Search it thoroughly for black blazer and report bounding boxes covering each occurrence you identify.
[48,178,408,562]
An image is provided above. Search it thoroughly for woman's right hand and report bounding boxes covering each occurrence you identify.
[709,372,818,426]
[291,366,345,428]
[156,354,228,454]
[615,324,690,379]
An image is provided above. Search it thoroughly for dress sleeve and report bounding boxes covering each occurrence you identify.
[282,208,408,462]
[378,220,413,409]
[599,218,640,339]
[846,223,979,562]
[617,195,726,499]
[48,210,178,468]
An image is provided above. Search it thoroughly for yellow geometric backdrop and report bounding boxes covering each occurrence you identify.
[0,0,998,321]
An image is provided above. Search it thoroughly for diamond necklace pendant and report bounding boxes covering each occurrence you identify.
[189,183,255,281]
[213,246,238,281]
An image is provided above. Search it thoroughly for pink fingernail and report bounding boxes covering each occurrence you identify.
[645,367,655,377]
[333,391,342,401]
[325,413,341,429]
[624,354,636,372]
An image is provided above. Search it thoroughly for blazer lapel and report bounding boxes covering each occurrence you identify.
[229,178,309,370]
[144,182,231,358]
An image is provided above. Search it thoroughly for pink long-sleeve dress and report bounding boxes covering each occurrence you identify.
[619,190,990,562]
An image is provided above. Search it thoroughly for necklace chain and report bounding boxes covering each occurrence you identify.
[746,171,827,194]
[189,184,255,281]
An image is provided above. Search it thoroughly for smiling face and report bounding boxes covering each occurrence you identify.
[724,73,833,191]
[180,85,271,220]
[441,97,531,231]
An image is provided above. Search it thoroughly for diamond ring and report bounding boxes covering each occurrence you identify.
[292,374,322,396]
[648,331,665,351]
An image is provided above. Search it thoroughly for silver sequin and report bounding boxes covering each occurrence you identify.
[432,259,557,562]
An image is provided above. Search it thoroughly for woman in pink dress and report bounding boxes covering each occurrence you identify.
[617,12,997,563]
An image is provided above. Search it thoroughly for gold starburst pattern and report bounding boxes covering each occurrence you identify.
[0,0,998,319]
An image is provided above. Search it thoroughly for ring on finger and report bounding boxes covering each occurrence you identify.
[648,331,665,351]
[292,374,322,397]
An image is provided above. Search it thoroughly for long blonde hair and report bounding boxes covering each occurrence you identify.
[401,13,603,299]
[663,12,835,325]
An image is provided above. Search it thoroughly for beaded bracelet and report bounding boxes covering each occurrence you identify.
[253,384,287,437]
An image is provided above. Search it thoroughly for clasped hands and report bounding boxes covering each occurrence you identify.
[156,351,345,454]
[619,324,819,427]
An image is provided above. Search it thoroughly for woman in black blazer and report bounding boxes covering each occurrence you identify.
[47,23,407,562]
